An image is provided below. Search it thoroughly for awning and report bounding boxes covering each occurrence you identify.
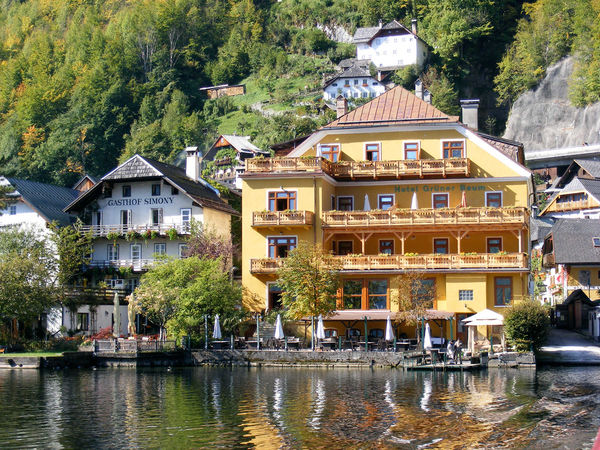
[461,308,504,326]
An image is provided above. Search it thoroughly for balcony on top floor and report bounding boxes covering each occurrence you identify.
[252,210,314,227]
[322,207,529,230]
[88,259,156,272]
[250,252,528,274]
[244,157,470,180]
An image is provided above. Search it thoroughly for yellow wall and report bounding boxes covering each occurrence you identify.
[567,266,600,300]
[203,207,232,239]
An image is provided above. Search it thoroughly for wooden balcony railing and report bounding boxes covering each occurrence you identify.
[79,223,190,238]
[552,199,593,212]
[322,207,529,228]
[250,253,527,274]
[252,210,314,227]
[244,157,469,179]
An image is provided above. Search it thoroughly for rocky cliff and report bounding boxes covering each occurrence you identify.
[503,57,600,153]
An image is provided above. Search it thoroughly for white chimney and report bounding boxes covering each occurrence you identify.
[411,18,418,35]
[415,79,423,100]
[336,95,348,118]
[185,146,200,181]
[460,99,479,130]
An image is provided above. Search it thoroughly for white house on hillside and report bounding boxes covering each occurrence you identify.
[323,65,386,101]
[352,20,428,70]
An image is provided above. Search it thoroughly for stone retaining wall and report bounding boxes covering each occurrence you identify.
[487,352,536,368]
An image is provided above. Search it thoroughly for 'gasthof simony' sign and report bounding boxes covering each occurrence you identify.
[105,197,175,207]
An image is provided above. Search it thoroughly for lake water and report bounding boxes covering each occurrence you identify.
[0,366,599,449]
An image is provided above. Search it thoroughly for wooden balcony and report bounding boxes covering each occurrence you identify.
[79,223,190,238]
[244,157,470,179]
[322,207,529,229]
[250,253,527,274]
[252,210,314,227]
[551,199,593,212]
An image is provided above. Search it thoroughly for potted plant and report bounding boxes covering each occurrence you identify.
[107,232,120,244]
[125,230,140,241]
[166,227,178,240]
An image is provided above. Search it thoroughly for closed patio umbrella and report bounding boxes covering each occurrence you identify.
[423,323,433,350]
[213,314,222,339]
[316,315,326,340]
[411,192,419,210]
[385,315,394,342]
[275,314,285,340]
[459,190,467,208]
[113,292,120,338]
[363,194,371,211]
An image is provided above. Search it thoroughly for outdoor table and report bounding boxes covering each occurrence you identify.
[320,339,337,351]
[286,339,301,350]
[211,340,229,350]
[397,340,411,351]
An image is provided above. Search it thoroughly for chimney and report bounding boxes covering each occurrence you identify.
[378,20,382,28]
[423,89,432,104]
[460,99,479,130]
[411,18,418,35]
[185,146,200,181]
[415,79,423,100]
[336,95,348,118]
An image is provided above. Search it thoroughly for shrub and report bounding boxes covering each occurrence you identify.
[90,326,114,340]
[504,300,550,352]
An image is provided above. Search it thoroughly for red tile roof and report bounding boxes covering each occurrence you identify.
[324,85,459,128]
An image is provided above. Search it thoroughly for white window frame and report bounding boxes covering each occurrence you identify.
[364,142,382,161]
[440,139,466,159]
[181,208,192,227]
[151,208,163,226]
[178,243,189,259]
[9,205,16,215]
[130,244,142,261]
[485,191,503,208]
[154,243,166,255]
[377,194,395,210]
[431,193,449,209]
[120,209,132,226]
[107,244,119,261]
[337,195,354,211]
[402,141,421,160]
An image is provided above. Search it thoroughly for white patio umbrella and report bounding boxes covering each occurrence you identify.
[423,322,433,350]
[274,314,285,340]
[385,315,395,342]
[113,291,120,338]
[461,309,504,353]
[411,192,419,210]
[316,315,326,340]
[213,314,222,339]
[363,193,371,211]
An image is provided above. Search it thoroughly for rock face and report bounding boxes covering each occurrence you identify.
[503,57,600,152]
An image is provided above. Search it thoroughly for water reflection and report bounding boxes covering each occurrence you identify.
[0,367,598,448]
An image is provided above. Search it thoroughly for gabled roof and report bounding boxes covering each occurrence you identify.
[352,20,426,45]
[72,174,98,191]
[323,85,459,128]
[203,135,267,162]
[540,177,600,215]
[563,289,596,307]
[65,155,238,216]
[324,65,374,88]
[547,219,600,264]
[552,158,600,190]
[338,58,371,69]
[4,178,80,226]
[475,132,524,164]
[574,159,600,177]
[352,26,381,44]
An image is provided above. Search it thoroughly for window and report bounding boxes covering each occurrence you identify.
[151,184,161,196]
[332,83,337,87]
[594,237,600,247]
[151,208,163,226]
[122,185,131,198]
[178,244,189,258]
[372,82,378,86]
[337,196,354,211]
[442,141,465,158]
[268,236,297,258]
[154,243,166,255]
[459,290,474,301]
[268,284,283,310]
[120,210,131,226]
[378,194,394,210]
[353,92,358,98]
[362,92,368,98]
[412,279,435,308]
[131,244,142,261]
[324,329,338,338]
[487,238,502,254]
[494,277,512,306]
[95,211,103,226]
[77,313,89,331]
[171,186,179,195]
[579,270,591,286]
[344,80,350,87]
[485,192,502,208]
[107,244,119,261]
[343,280,362,309]
[379,240,394,255]
[354,79,359,85]
[404,142,419,160]
[362,79,368,86]
[337,241,353,256]
[368,280,388,309]
[9,205,16,215]
[433,238,449,254]
[320,144,340,162]
[268,191,296,211]
[181,208,191,228]
[432,194,449,209]
[365,143,380,161]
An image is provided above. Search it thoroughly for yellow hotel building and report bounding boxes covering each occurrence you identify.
[241,86,532,343]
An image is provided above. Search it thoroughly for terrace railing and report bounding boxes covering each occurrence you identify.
[79,223,190,238]
[93,339,177,353]
[252,210,314,227]
[88,259,155,271]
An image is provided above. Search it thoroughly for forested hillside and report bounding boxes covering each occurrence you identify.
[0,0,597,187]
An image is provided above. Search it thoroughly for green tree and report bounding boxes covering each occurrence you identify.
[0,185,15,213]
[49,220,93,288]
[276,242,341,320]
[392,271,434,327]
[134,256,242,341]
[504,300,550,352]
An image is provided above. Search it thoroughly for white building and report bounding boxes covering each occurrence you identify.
[323,65,386,101]
[352,20,429,71]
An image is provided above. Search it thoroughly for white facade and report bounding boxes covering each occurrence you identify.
[47,304,129,337]
[0,200,47,230]
[356,35,428,69]
[323,76,386,101]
